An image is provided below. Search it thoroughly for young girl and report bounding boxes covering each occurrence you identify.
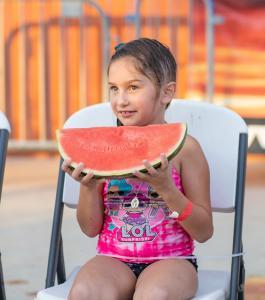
[62,38,213,300]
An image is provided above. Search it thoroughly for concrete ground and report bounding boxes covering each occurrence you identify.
[0,154,264,300]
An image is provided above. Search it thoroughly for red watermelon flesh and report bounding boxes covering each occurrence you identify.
[57,123,187,178]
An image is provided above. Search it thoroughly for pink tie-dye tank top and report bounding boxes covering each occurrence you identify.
[97,168,194,263]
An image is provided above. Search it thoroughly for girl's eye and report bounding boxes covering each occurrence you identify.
[110,86,118,92]
[128,85,138,91]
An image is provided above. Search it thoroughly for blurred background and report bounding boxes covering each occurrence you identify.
[0,0,264,299]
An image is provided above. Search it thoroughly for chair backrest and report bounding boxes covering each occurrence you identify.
[0,112,11,174]
[0,112,11,132]
[0,113,11,300]
[0,111,11,202]
[62,99,248,211]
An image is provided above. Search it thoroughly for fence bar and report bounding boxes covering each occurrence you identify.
[19,0,27,139]
[79,5,87,108]
[8,140,57,152]
[59,11,67,128]
[83,0,110,101]
[187,0,195,93]
[204,0,215,103]
[135,0,141,38]
[38,0,48,140]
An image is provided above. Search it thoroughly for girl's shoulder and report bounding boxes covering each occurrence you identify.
[181,134,203,155]
[171,134,206,170]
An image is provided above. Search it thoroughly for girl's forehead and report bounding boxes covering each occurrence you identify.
[108,57,142,79]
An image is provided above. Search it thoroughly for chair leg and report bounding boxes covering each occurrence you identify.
[57,234,66,284]
[0,131,8,300]
[0,130,9,203]
[238,244,245,300]
[45,160,66,288]
[230,134,247,300]
[0,252,6,300]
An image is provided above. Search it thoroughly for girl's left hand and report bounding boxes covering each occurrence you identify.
[133,153,174,192]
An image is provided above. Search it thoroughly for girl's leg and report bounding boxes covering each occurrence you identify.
[133,258,198,300]
[68,255,136,300]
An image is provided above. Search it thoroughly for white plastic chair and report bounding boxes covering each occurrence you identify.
[36,99,248,300]
[0,112,11,300]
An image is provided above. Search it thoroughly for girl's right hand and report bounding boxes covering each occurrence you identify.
[61,159,97,188]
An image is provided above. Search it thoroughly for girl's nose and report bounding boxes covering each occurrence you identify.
[117,92,129,106]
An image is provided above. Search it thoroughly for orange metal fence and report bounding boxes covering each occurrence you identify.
[0,0,191,151]
[0,0,264,153]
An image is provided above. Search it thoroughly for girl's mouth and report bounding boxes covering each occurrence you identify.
[119,111,136,118]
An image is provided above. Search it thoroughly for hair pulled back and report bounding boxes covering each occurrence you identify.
[108,38,177,91]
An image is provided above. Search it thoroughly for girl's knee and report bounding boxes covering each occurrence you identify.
[68,281,122,300]
[68,282,94,300]
[134,285,169,300]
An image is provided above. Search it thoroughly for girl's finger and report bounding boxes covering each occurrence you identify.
[143,160,157,176]
[81,171,94,185]
[133,169,146,180]
[61,160,75,177]
[72,162,85,180]
[61,159,72,172]
[160,153,169,170]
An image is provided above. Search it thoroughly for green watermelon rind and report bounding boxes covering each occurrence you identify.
[57,124,187,179]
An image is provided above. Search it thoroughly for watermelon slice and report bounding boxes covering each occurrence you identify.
[57,123,187,178]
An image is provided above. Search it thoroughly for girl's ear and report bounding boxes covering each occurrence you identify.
[161,82,176,105]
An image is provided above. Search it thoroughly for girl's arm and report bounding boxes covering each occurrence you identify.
[62,159,105,238]
[161,136,213,243]
[77,182,104,238]
[133,135,213,243]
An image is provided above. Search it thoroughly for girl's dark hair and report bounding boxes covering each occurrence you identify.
[108,38,177,91]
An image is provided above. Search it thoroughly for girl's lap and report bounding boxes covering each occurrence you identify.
[69,256,197,300]
[134,258,198,300]
[69,255,136,300]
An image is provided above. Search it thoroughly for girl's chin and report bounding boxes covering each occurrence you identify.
[118,118,139,126]
[117,116,149,126]
[121,119,152,126]
[121,121,139,126]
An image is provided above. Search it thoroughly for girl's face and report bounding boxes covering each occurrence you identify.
[108,56,170,126]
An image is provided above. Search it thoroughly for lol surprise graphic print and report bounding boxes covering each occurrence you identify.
[97,168,194,263]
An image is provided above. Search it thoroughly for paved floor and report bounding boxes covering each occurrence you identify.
[0,154,264,299]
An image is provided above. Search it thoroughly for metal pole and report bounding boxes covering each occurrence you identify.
[187,0,195,94]
[135,0,141,38]
[203,0,224,103]
[38,0,48,141]
[83,0,110,101]
[79,6,87,108]
[18,0,27,139]
[204,0,215,103]
[59,9,67,127]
